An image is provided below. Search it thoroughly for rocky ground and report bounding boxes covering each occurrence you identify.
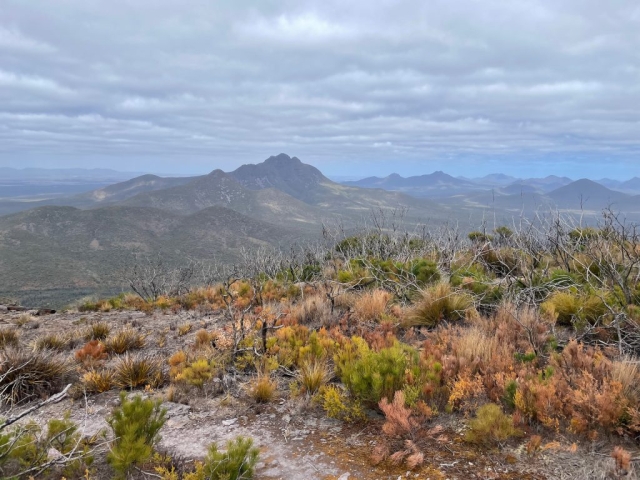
[0,306,635,479]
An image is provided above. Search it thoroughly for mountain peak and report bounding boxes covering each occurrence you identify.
[263,153,301,166]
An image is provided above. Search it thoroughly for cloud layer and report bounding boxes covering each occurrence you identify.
[1,0,639,177]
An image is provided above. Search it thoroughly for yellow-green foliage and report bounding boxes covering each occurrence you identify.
[105,328,146,354]
[319,385,366,422]
[406,283,474,327]
[268,326,335,368]
[113,354,164,390]
[177,323,193,336]
[0,328,19,348]
[183,436,259,480]
[335,337,418,406]
[541,290,609,326]
[174,358,216,389]
[465,403,520,445]
[107,392,167,479]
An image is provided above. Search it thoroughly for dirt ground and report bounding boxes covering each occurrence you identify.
[0,308,636,479]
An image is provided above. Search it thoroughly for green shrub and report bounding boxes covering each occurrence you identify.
[185,436,260,480]
[335,337,418,406]
[464,403,520,446]
[107,392,167,479]
[541,290,609,326]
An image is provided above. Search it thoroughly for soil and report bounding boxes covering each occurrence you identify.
[0,308,636,479]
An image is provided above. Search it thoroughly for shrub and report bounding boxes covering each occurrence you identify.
[336,338,418,406]
[113,354,164,390]
[541,290,609,327]
[0,348,75,405]
[406,283,474,327]
[465,403,520,445]
[0,328,19,348]
[75,340,108,365]
[184,436,259,480]
[173,358,216,390]
[85,322,110,341]
[248,375,276,403]
[82,369,115,393]
[105,328,146,354]
[107,392,167,479]
[194,329,214,348]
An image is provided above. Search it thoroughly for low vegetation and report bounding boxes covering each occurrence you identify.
[2,209,640,477]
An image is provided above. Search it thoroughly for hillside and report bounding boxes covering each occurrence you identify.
[0,204,299,293]
[547,179,628,209]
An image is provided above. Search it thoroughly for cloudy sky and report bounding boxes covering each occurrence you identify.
[1,1,639,179]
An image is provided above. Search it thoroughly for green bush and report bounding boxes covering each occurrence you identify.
[186,436,260,480]
[335,337,418,406]
[464,403,520,446]
[107,392,167,479]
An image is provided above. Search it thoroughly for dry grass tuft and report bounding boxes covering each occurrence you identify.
[249,375,276,403]
[298,359,332,394]
[406,283,473,327]
[105,328,145,354]
[611,358,640,400]
[32,333,70,352]
[454,326,499,365]
[85,322,110,341]
[352,289,391,322]
[0,328,19,348]
[177,323,193,336]
[0,348,76,405]
[113,353,164,389]
[194,329,214,349]
[290,295,332,325]
[82,369,114,393]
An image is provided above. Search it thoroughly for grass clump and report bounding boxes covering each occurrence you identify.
[248,375,276,403]
[82,369,115,393]
[464,403,520,446]
[184,436,259,480]
[85,322,110,341]
[32,333,70,352]
[105,328,146,354]
[406,283,474,327]
[0,348,75,405]
[0,328,19,348]
[298,359,331,395]
[352,289,391,322]
[113,354,164,390]
[107,392,167,479]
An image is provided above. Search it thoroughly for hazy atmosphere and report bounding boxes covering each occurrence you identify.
[1,0,639,178]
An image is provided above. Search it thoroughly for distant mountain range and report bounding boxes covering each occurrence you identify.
[0,154,639,305]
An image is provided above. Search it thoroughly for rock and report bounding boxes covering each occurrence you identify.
[36,308,56,316]
[0,305,7,312]
[222,418,237,426]
[7,305,27,312]
[338,474,350,480]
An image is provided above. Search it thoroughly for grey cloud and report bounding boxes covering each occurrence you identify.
[0,0,638,176]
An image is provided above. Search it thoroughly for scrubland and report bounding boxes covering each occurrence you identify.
[1,210,639,479]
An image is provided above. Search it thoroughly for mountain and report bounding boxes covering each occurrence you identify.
[0,167,144,182]
[620,177,640,192]
[508,175,573,193]
[342,170,480,198]
[548,179,628,209]
[471,173,519,186]
[597,178,623,190]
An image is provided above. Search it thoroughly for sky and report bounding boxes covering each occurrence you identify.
[0,0,639,179]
